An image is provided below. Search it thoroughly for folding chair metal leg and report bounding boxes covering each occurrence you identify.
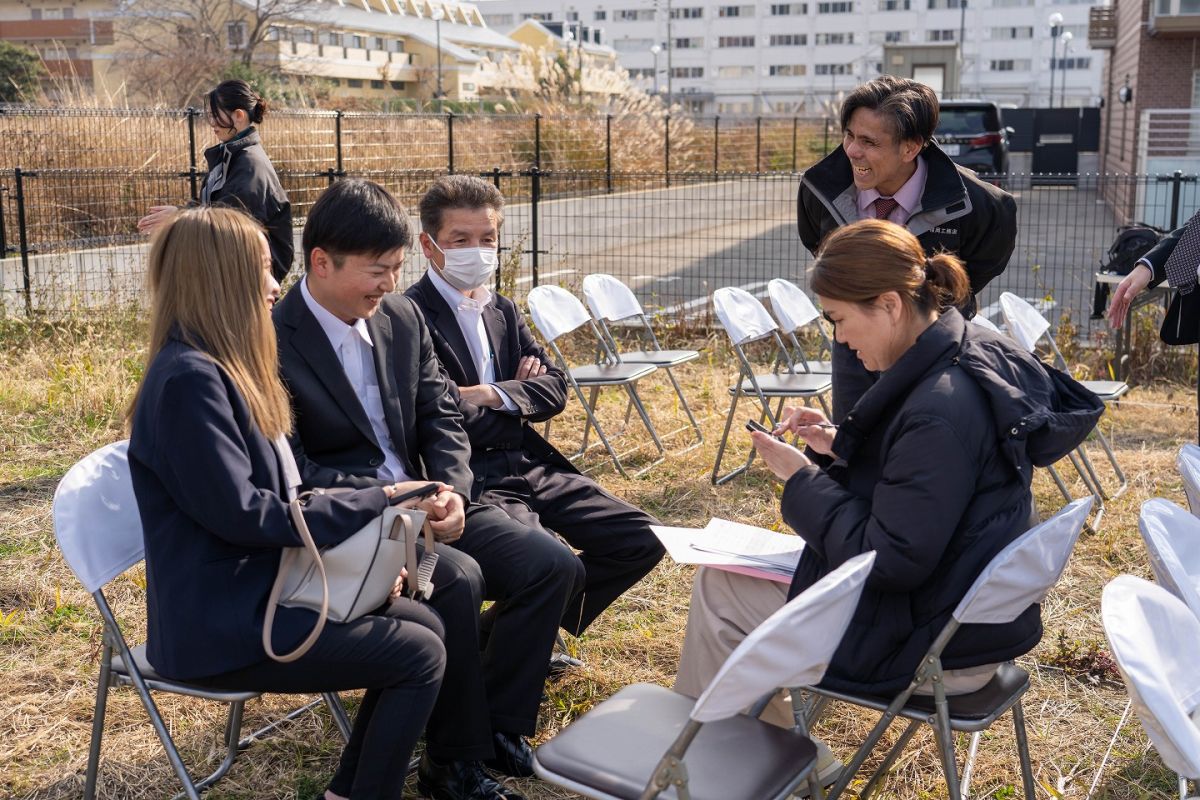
[1089,425,1129,498]
[1011,700,1037,800]
[625,384,666,457]
[857,720,921,800]
[173,700,246,798]
[711,389,746,485]
[1066,449,1105,529]
[1046,464,1073,504]
[1180,776,1190,800]
[577,386,601,457]
[932,694,963,800]
[960,731,982,799]
[83,637,115,800]
[567,382,631,478]
[323,692,352,743]
[663,366,704,451]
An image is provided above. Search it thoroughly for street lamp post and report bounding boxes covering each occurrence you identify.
[431,6,445,112]
[650,43,662,95]
[1048,12,1062,108]
[1059,31,1073,108]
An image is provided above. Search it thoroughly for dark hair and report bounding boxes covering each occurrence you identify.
[209,79,267,129]
[303,179,413,271]
[418,175,505,240]
[810,219,969,315]
[839,76,939,146]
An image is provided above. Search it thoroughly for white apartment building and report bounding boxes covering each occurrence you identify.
[478,0,1104,114]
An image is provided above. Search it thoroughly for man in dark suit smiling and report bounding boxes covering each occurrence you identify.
[275,179,580,800]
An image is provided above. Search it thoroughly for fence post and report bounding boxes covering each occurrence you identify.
[534,113,542,170]
[530,166,540,288]
[791,117,798,172]
[1170,170,1184,230]
[14,167,33,317]
[664,114,671,188]
[186,107,200,200]
[713,115,720,176]
[335,110,345,176]
[447,112,456,174]
[0,184,7,261]
[755,116,762,173]
[823,117,831,154]
[492,166,503,292]
[605,114,613,193]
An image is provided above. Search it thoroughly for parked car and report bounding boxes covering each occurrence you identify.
[936,100,1012,176]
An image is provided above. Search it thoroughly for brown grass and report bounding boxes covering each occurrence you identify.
[0,314,1191,799]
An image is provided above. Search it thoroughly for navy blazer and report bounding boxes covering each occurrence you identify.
[128,336,388,681]
[404,274,577,493]
[273,284,474,496]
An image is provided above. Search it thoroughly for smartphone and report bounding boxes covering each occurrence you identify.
[745,420,784,440]
[388,482,443,506]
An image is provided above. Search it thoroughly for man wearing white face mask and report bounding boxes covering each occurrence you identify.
[407,174,665,647]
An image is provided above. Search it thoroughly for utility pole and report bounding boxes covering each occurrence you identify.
[958,0,966,98]
[666,0,673,103]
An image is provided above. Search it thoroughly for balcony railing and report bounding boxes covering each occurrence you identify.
[1088,5,1117,49]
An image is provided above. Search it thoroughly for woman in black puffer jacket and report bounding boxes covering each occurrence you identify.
[138,80,293,281]
[676,219,1103,709]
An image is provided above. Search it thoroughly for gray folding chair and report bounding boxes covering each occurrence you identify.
[1177,444,1200,516]
[806,497,1093,800]
[582,273,703,451]
[710,286,832,485]
[53,441,352,800]
[527,284,665,478]
[1000,292,1128,502]
[533,551,876,800]
[1138,499,1200,621]
[1102,575,1200,800]
[766,278,834,375]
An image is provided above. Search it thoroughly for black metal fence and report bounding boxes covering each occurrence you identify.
[5,165,1200,345]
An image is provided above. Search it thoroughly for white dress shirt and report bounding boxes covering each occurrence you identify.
[426,268,517,412]
[300,278,411,482]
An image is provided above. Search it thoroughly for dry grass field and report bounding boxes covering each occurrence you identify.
[0,311,1194,800]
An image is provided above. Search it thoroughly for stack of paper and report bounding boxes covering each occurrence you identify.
[650,518,804,584]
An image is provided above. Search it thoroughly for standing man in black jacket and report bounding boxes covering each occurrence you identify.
[797,76,1018,420]
[275,179,582,800]
[405,175,665,638]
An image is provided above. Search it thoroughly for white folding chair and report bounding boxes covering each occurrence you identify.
[766,278,834,374]
[710,286,832,485]
[807,497,1093,800]
[582,273,703,451]
[969,314,1003,335]
[527,284,665,478]
[999,292,1128,503]
[54,441,352,800]
[1138,499,1200,621]
[533,552,877,800]
[1102,575,1200,800]
[1177,444,1200,516]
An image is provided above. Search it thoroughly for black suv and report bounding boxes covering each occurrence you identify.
[935,100,1012,176]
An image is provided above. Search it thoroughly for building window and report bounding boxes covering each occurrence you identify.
[371,80,385,89]
[717,65,755,78]
[350,35,366,49]
[372,36,386,50]
[815,32,853,44]
[329,78,341,86]
[522,12,552,20]
[296,29,315,44]
[614,37,655,51]
[927,0,963,8]
[927,29,955,41]
[718,101,754,114]
[390,80,407,90]
[616,8,655,20]
[991,26,1033,39]
[566,10,579,20]
[266,26,283,41]
[991,0,1033,7]
[989,59,1031,71]
[769,64,806,76]
[347,79,364,88]
[869,30,907,42]
[390,39,405,52]
[718,5,754,16]
[31,8,41,19]
[671,66,704,77]
[323,31,343,46]
[814,63,851,74]
[880,0,910,8]
[484,13,514,25]
[718,35,756,47]
[670,6,704,17]
[674,36,704,48]
[770,3,808,13]
[226,21,248,49]
[594,9,607,19]
[1052,57,1091,69]
[769,33,808,45]
[817,2,852,12]
[463,82,476,91]
[628,67,654,78]
[63,7,74,18]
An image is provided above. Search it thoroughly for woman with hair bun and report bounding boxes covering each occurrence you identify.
[675,220,1101,763]
[138,79,293,281]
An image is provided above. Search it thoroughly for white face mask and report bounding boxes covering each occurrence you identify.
[429,237,498,292]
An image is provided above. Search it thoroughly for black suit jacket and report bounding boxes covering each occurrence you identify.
[1141,227,1200,344]
[273,283,474,496]
[128,336,389,681]
[405,274,576,492]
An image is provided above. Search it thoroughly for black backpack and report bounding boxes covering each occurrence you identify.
[1100,224,1163,275]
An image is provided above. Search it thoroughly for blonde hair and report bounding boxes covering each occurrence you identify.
[129,207,291,439]
[810,219,970,314]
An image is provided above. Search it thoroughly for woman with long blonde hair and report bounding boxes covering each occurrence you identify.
[127,207,453,800]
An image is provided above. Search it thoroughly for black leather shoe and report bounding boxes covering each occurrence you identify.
[547,651,584,679]
[417,753,526,800]
[482,731,535,779]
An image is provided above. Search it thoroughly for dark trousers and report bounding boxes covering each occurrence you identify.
[196,598,445,800]
[452,502,583,736]
[475,450,664,636]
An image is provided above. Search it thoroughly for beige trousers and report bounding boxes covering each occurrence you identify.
[674,566,999,726]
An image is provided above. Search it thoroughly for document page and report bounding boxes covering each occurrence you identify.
[650,518,804,583]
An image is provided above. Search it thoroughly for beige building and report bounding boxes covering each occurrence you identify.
[0,1,118,93]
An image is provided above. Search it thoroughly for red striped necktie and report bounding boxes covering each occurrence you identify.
[873,197,899,220]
